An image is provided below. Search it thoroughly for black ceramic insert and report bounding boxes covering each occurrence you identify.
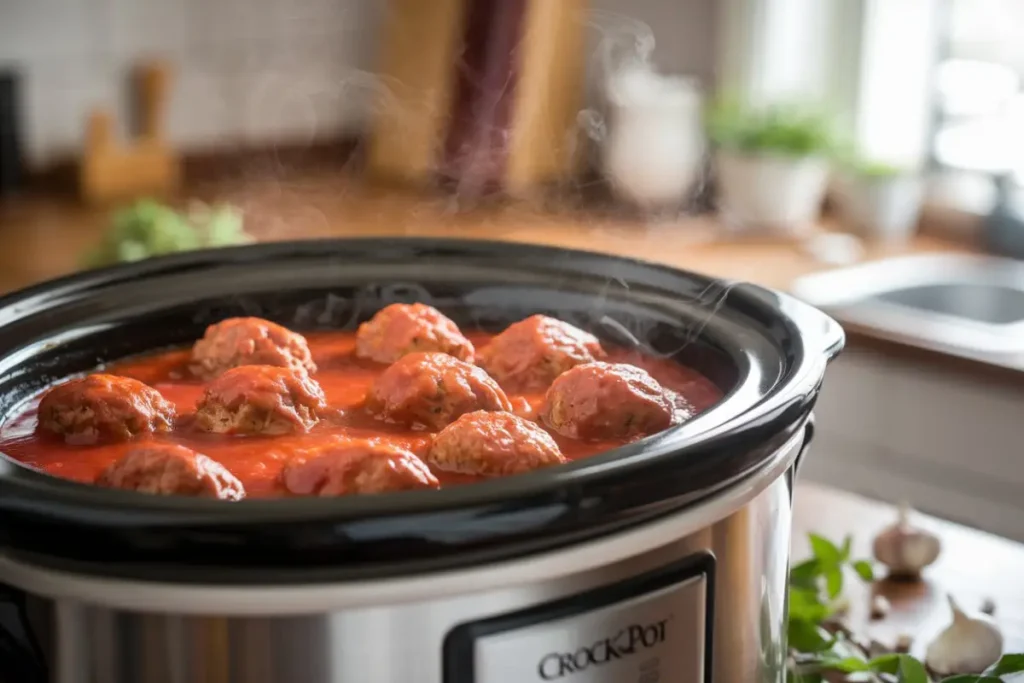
[0,239,843,583]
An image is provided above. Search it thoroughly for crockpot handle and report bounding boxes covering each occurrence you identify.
[0,583,46,683]
[786,415,815,500]
[770,289,845,363]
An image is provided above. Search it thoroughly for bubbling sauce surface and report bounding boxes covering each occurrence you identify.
[0,331,723,497]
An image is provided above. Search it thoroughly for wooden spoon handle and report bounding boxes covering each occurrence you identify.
[136,60,171,142]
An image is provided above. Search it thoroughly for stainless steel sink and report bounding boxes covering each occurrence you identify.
[790,254,1024,358]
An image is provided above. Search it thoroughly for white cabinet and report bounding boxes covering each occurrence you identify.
[802,347,1024,542]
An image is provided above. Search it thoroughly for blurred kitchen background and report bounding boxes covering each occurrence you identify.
[1,0,1023,539]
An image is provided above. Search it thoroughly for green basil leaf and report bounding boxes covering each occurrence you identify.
[788,619,834,653]
[897,655,929,683]
[840,535,853,561]
[985,653,1024,675]
[852,560,875,582]
[867,653,901,673]
[790,558,823,590]
[809,533,842,565]
[819,656,870,673]
[789,588,832,623]
[825,566,843,599]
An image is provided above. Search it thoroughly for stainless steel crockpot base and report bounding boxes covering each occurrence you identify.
[11,469,796,683]
[0,427,802,616]
[0,239,842,683]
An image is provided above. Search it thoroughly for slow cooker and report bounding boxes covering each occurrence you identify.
[0,238,843,683]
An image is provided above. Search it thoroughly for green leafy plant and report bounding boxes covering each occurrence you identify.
[850,159,910,179]
[706,99,836,158]
[788,533,1024,682]
[82,199,253,269]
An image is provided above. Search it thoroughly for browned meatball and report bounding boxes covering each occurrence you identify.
[541,362,676,440]
[281,441,439,496]
[429,411,566,477]
[355,303,475,364]
[194,365,327,435]
[190,317,316,379]
[478,315,606,391]
[37,374,175,445]
[96,443,245,500]
[366,352,511,430]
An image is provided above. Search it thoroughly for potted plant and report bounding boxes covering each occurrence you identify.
[707,101,835,234]
[836,157,925,244]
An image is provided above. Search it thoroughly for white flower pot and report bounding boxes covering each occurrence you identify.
[601,67,704,210]
[715,150,830,234]
[838,173,924,244]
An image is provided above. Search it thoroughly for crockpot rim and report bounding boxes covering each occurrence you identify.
[0,237,843,578]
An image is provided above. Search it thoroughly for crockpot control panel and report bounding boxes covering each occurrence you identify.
[444,554,713,683]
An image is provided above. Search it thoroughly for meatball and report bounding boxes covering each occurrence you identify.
[96,443,245,500]
[366,352,511,430]
[282,441,439,496]
[541,362,676,440]
[478,315,606,391]
[37,374,175,445]
[190,317,316,379]
[429,411,566,477]
[356,303,475,364]
[194,365,327,435]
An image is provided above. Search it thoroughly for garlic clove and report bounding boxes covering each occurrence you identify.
[925,594,1004,675]
[870,594,891,620]
[872,501,942,579]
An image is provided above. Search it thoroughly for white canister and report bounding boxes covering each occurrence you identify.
[715,150,830,235]
[601,66,705,210]
[839,172,924,244]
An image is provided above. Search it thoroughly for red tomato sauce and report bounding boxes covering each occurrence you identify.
[0,331,723,497]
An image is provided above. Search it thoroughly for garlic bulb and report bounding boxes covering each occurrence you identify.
[872,501,941,578]
[925,595,1003,675]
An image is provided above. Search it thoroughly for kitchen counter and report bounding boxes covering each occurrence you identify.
[0,172,972,295]
[794,482,1024,657]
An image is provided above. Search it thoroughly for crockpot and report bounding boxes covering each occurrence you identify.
[0,239,843,683]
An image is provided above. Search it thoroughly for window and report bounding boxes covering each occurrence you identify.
[932,0,1024,185]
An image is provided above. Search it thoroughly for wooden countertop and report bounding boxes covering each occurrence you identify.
[794,482,1024,657]
[0,173,972,295]
[8,172,1018,386]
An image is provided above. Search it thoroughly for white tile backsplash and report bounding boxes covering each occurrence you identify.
[1,0,715,169]
[105,0,191,64]
[0,0,382,167]
[2,0,105,63]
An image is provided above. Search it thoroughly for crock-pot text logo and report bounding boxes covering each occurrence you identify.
[537,618,669,680]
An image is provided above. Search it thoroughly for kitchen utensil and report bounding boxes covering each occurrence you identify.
[0,238,843,683]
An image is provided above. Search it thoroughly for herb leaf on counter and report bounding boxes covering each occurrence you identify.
[788,532,1024,682]
[987,655,1024,676]
[82,200,253,269]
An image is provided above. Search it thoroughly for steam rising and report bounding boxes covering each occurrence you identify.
[204,9,724,359]
[216,8,709,239]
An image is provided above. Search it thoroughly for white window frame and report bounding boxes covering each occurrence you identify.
[716,0,989,234]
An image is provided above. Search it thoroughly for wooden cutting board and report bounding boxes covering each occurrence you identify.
[79,60,181,205]
[366,0,587,198]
